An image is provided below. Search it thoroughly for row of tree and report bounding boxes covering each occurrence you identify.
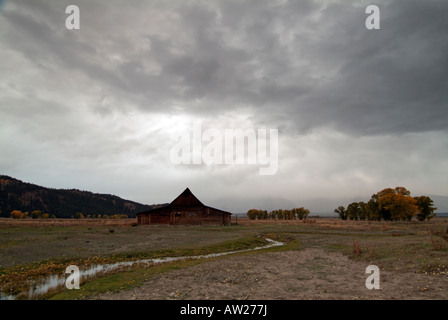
[74,212,129,219]
[247,207,310,220]
[10,210,55,219]
[9,210,129,219]
[334,187,437,222]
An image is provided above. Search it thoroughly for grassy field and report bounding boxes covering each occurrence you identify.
[0,217,447,299]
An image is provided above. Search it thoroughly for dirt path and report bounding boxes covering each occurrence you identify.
[95,248,447,300]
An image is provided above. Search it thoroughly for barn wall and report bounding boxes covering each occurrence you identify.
[150,213,171,224]
[169,210,201,225]
[202,207,231,225]
[138,205,231,226]
[137,214,151,225]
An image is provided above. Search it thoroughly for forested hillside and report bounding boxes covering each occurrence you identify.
[0,175,160,218]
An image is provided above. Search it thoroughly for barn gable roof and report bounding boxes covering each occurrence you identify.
[137,188,231,216]
[170,188,204,207]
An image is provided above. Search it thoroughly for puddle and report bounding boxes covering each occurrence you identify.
[1,238,284,300]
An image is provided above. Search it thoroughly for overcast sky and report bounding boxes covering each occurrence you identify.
[1,0,447,213]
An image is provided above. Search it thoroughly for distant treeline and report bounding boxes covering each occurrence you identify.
[8,210,130,219]
[334,187,437,222]
[246,207,310,220]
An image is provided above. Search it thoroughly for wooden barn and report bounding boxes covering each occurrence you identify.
[137,188,232,226]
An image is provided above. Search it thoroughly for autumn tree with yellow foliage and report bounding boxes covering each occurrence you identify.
[336,187,436,222]
[10,210,28,219]
[377,188,418,221]
[247,207,310,220]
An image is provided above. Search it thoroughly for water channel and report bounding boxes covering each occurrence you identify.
[1,238,284,300]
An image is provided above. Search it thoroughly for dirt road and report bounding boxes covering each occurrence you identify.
[95,248,447,300]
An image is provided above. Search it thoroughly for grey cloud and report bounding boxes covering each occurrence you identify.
[3,0,447,136]
[1,0,447,209]
[295,0,448,135]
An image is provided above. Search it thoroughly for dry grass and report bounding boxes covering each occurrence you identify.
[352,240,362,256]
[238,217,400,232]
[1,216,447,300]
[431,237,445,251]
[0,217,136,227]
[427,226,448,242]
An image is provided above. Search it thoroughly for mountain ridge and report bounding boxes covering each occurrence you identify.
[0,175,161,218]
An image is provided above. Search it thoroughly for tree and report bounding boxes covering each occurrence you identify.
[247,209,259,220]
[41,213,50,219]
[375,188,396,198]
[283,209,292,220]
[366,198,381,221]
[414,196,437,221]
[303,208,310,220]
[372,187,418,221]
[295,207,310,220]
[31,210,41,219]
[358,202,368,221]
[31,210,42,219]
[10,210,24,219]
[378,192,418,221]
[373,188,396,220]
[75,212,84,219]
[337,187,432,222]
[347,202,360,221]
[10,210,28,219]
[394,186,411,196]
[334,206,347,220]
[276,209,284,220]
[261,210,268,220]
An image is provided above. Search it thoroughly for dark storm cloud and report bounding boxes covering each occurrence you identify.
[3,0,445,136]
[303,0,448,135]
[157,0,447,135]
[1,1,127,93]
[3,0,447,136]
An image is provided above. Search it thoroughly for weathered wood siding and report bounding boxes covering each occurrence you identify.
[138,209,230,226]
[202,207,231,225]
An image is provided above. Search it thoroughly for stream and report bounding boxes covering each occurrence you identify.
[0,238,284,300]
